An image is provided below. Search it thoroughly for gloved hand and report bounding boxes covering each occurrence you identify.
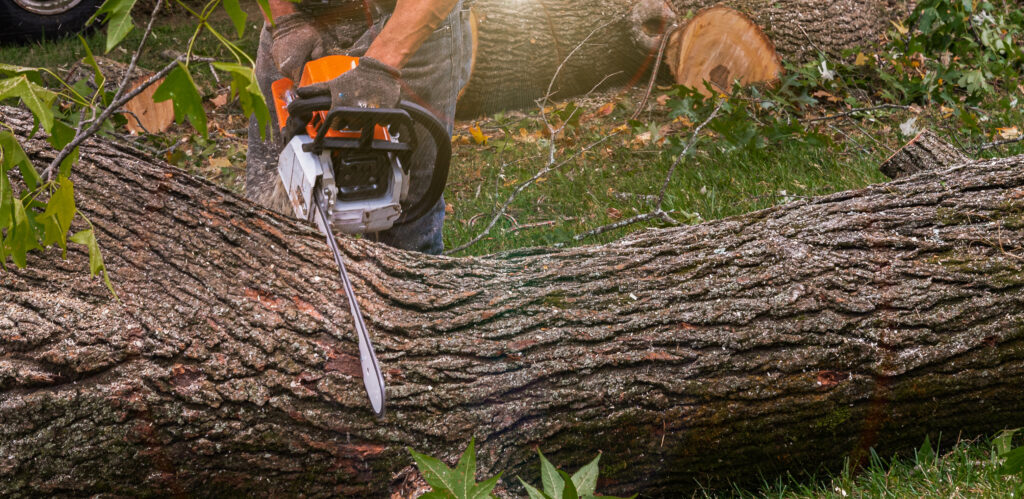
[294,56,402,110]
[269,13,326,82]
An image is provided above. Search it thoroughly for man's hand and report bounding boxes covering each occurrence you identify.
[295,57,402,110]
[269,13,325,82]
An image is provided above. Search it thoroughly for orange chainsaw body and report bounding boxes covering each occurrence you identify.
[271,55,390,141]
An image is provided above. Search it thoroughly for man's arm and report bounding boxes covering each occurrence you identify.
[364,0,460,69]
[261,0,297,23]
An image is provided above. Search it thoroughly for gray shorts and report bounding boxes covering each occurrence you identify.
[247,3,472,254]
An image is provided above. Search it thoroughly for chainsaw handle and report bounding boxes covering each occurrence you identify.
[392,100,451,227]
[284,96,452,228]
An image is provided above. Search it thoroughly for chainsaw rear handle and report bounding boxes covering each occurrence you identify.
[284,98,452,227]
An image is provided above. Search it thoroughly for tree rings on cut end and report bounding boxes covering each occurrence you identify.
[666,7,782,96]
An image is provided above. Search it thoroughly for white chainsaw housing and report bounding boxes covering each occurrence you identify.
[278,135,409,234]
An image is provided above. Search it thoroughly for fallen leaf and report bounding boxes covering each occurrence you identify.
[210,93,229,108]
[891,20,909,35]
[997,126,1021,140]
[445,203,455,215]
[209,157,232,168]
[469,125,488,145]
[595,102,616,117]
[854,52,871,66]
[607,207,622,220]
[656,94,671,106]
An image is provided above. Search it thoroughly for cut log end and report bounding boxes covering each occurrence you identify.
[880,129,971,179]
[666,7,782,96]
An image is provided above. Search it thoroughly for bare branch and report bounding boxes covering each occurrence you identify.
[802,104,911,124]
[630,23,681,122]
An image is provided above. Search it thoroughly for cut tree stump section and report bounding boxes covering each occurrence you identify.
[666,7,782,95]
[456,0,911,116]
[2,104,1023,496]
[880,129,971,180]
[65,57,175,134]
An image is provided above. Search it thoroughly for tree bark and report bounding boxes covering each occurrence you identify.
[456,0,912,117]
[2,104,1024,497]
[881,129,971,180]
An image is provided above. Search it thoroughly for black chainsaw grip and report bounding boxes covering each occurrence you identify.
[393,100,451,227]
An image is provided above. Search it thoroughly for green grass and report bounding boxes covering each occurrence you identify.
[720,435,1024,498]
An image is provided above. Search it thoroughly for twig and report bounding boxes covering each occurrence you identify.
[844,117,896,155]
[573,211,678,241]
[506,221,557,233]
[45,0,166,177]
[978,135,1024,153]
[656,101,723,205]
[42,55,214,179]
[117,109,153,135]
[575,100,723,242]
[445,132,621,255]
[801,104,911,124]
[539,20,617,106]
[630,23,681,122]
[827,123,871,156]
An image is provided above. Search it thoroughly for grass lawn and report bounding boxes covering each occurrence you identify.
[2,2,1022,497]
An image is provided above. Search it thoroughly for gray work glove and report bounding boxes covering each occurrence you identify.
[269,13,326,82]
[294,56,402,110]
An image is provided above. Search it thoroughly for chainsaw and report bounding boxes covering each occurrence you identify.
[271,55,452,417]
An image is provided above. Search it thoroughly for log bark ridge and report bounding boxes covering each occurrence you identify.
[2,105,1024,496]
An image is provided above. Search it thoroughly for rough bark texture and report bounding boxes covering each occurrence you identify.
[2,104,1024,497]
[881,129,971,180]
[456,0,912,117]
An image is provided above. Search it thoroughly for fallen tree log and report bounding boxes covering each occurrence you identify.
[2,104,1024,496]
[457,0,911,116]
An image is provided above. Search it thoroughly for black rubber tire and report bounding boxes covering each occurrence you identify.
[0,0,102,44]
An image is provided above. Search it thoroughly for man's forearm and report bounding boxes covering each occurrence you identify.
[261,0,297,23]
[364,0,459,69]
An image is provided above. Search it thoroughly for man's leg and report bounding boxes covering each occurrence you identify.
[358,3,472,254]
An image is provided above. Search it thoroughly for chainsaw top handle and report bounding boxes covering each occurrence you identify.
[285,97,452,228]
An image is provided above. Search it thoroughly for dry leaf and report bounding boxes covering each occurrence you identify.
[607,207,622,220]
[854,52,871,66]
[656,94,671,106]
[595,102,616,117]
[468,125,488,145]
[997,126,1021,140]
[445,203,455,215]
[209,157,232,168]
[210,93,229,108]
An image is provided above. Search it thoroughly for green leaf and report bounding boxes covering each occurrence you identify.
[570,454,600,496]
[999,447,1024,476]
[212,62,269,139]
[558,470,578,499]
[519,478,553,499]
[452,438,477,499]
[40,177,76,255]
[69,228,117,297]
[917,435,936,466]
[418,492,456,499]
[255,0,272,25]
[153,64,208,137]
[469,473,502,499]
[91,0,139,53]
[994,429,1019,457]
[7,196,41,268]
[0,131,40,191]
[0,76,57,132]
[222,0,247,38]
[410,448,458,495]
[538,451,564,499]
[80,36,106,89]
